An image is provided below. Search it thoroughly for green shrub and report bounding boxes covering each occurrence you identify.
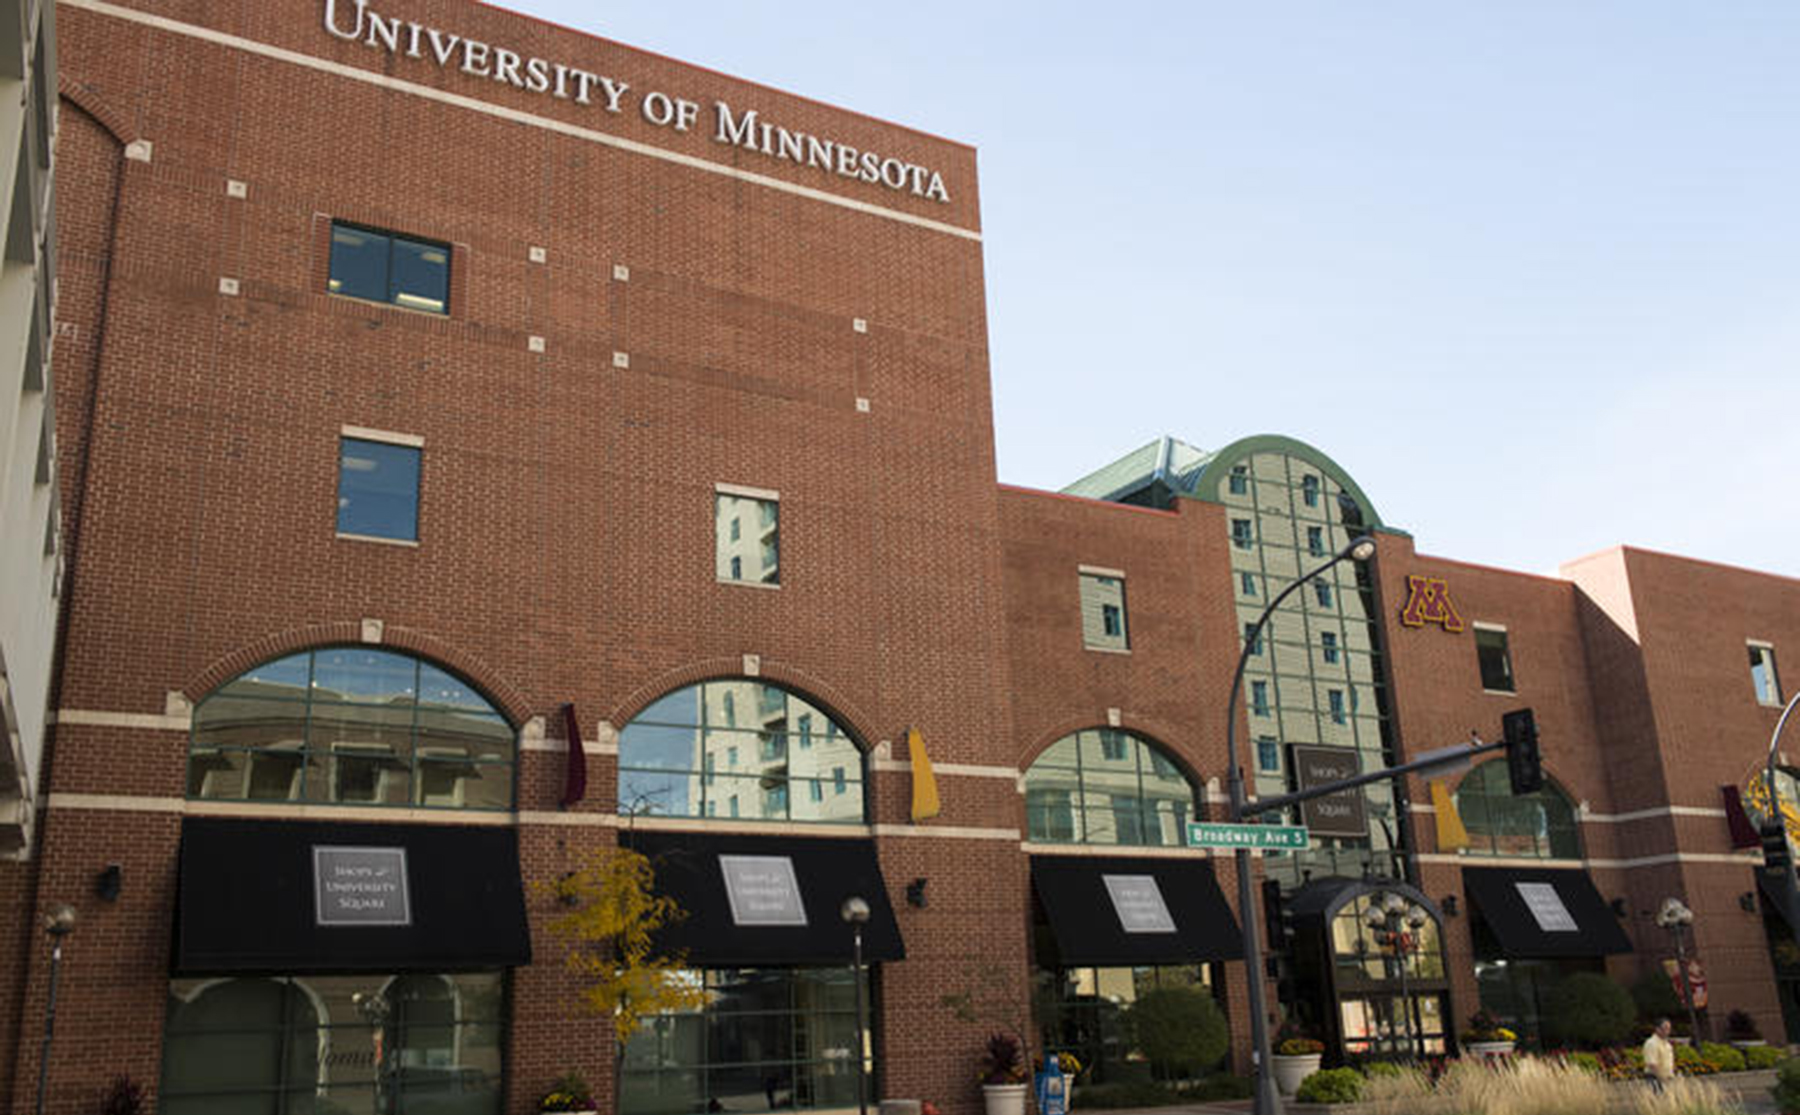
[1175,1075,1253,1101]
[1699,1042,1746,1072]
[1543,973,1636,1049]
[1747,1044,1785,1070]
[1069,1081,1178,1109]
[1360,1060,1406,1078]
[1565,1051,1602,1074]
[1770,1057,1800,1112]
[1296,1067,1363,1104]
[1631,970,1684,1021]
[1122,987,1229,1079]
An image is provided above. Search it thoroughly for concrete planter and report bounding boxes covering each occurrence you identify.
[1273,1052,1324,1096]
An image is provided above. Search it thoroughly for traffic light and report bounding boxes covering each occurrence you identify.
[1503,708,1543,795]
[1760,823,1800,943]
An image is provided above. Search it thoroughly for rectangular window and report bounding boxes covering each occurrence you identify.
[327,221,450,314]
[1251,681,1271,717]
[1231,519,1254,549]
[1229,466,1248,496]
[1476,625,1516,692]
[1307,526,1325,556]
[833,766,847,794]
[1302,474,1320,507]
[727,746,738,767]
[1241,572,1256,597]
[798,713,813,749]
[716,484,779,585]
[1750,642,1783,706]
[1321,631,1340,664]
[1314,581,1333,608]
[337,431,422,543]
[1101,732,1127,762]
[1328,689,1346,724]
[1245,622,1263,656]
[1257,737,1281,772]
[809,782,823,802]
[1079,569,1130,651]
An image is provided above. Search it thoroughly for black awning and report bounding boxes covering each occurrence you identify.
[1462,866,1632,959]
[1030,855,1242,966]
[174,816,531,975]
[622,830,904,965]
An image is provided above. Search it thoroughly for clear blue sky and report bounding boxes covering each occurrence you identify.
[506,1,1800,578]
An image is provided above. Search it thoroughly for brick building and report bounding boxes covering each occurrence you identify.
[5,0,1798,1112]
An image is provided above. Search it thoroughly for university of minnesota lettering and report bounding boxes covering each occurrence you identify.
[322,0,953,203]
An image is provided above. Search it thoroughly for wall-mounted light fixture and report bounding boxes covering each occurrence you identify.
[1740,891,1760,914]
[905,878,928,908]
[1440,895,1458,918]
[1609,898,1628,918]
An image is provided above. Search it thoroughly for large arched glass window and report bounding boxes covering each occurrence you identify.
[1455,762,1580,859]
[1023,728,1197,846]
[618,680,864,823]
[187,648,515,810]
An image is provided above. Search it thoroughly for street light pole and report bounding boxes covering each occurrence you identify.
[1363,894,1429,1062]
[33,904,77,1115]
[1227,534,1378,1115]
[841,896,871,1115]
[1656,898,1703,1044]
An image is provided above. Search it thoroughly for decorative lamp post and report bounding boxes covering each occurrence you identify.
[33,903,77,1115]
[1362,893,1430,1061]
[841,896,871,1115]
[1656,897,1703,1043]
[1226,532,1378,1115]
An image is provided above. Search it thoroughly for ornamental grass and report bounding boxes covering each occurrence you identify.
[1360,1054,1739,1115]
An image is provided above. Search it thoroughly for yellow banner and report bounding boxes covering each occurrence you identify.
[908,727,941,822]
[1431,779,1469,851]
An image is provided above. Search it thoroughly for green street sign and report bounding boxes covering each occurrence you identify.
[1186,821,1310,851]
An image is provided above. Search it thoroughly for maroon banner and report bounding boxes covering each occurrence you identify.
[560,703,588,809]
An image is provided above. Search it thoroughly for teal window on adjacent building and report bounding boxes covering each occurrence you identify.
[187,648,514,810]
[1022,728,1197,846]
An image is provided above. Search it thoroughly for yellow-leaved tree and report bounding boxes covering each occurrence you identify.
[544,848,711,1110]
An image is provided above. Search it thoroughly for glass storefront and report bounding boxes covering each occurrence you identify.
[161,972,505,1115]
[621,967,868,1114]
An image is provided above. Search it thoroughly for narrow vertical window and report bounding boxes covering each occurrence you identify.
[1328,689,1347,725]
[1750,643,1783,706]
[1079,569,1130,651]
[1245,622,1263,656]
[716,484,779,585]
[1321,631,1340,664]
[1302,474,1320,507]
[1307,526,1324,556]
[1476,626,1516,693]
[1257,737,1281,772]
[1241,572,1256,597]
[1251,681,1271,717]
[1314,581,1333,608]
[1229,465,1249,495]
[1232,519,1254,549]
[336,431,422,543]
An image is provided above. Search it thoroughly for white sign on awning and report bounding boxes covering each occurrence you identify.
[720,855,808,927]
[1516,881,1578,932]
[1102,874,1177,934]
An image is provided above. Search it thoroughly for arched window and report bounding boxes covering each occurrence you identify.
[617,680,864,823]
[1455,761,1580,859]
[187,648,515,810]
[1023,728,1197,846]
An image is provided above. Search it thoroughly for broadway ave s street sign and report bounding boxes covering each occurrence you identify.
[1186,821,1310,851]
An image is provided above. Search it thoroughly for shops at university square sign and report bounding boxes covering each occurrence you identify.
[322,0,954,203]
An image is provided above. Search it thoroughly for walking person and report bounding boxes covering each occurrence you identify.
[1642,1018,1676,1094]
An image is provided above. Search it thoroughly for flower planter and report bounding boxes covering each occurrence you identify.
[1272,1052,1323,1096]
[1465,1041,1516,1059]
[1730,1039,1767,1050]
[982,1082,1028,1115]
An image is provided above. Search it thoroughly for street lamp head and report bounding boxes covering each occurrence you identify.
[42,904,75,937]
[1381,892,1407,916]
[840,896,871,924]
[1348,536,1377,563]
[1405,905,1429,929]
[1362,904,1387,930]
[1656,897,1693,928]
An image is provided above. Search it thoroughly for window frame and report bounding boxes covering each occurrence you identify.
[1078,566,1131,653]
[1022,728,1199,847]
[326,219,453,315]
[1474,623,1516,694]
[715,483,781,588]
[336,426,424,546]
[1750,641,1784,707]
